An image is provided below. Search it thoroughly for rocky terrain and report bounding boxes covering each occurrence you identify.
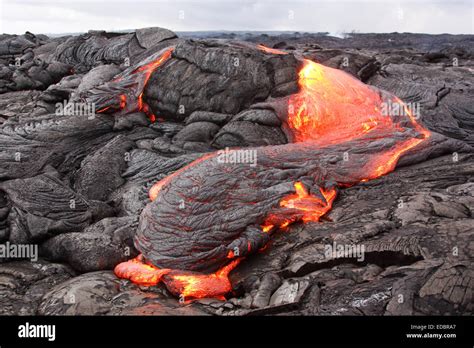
[0,28,472,315]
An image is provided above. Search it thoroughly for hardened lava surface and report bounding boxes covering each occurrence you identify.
[0,28,472,314]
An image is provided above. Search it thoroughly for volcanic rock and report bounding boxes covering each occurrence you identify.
[143,39,301,120]
[73,135,135,201]
[0,173,114,243]
[40,216,139,272]
[173,121,220,144]
[0,260,75,315]
[185,111,233,126]
[38,270,206,315]
[0,112,115,180]
[212,120,287,147]
[0,29,472,316]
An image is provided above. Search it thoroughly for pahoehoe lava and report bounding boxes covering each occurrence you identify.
[108,42,445,300]
[1,28,472,314]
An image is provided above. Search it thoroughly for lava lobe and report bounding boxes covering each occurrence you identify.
[114,43,430,300]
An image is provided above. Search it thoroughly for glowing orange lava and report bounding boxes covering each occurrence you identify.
[165,259,241,300]
[135,48,173,121]
[257,44,287,55]
[114,255,170,286]
[97,48,173,121]
[119,94,127,109]
[114,255,240,301]
[288,59,429,180]
[115,52,431,301]
[280,182,337,223]
[261,182,337,233]
[114,152,241,301]
[261,59,429,233]
[288,60,397,144]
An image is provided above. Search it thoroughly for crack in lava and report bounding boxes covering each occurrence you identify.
[97,48,174,121]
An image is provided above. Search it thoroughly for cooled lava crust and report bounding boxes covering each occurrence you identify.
[97,40,432,300]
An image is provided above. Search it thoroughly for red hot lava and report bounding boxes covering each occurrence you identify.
[97,48,173,121]
[115,47,430,301]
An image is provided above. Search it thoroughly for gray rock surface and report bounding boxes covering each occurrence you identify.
[0,29,472,316]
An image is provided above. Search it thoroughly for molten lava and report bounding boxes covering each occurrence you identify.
[114,256,240,301]
[280,182,337,223]
[116,153,239,301]
[114,255,170,286]
[256,44,287,55]
[135,48,173,120]
[96,48,173,121]
[164,259,241,300]
[260,59,430,234]
[261,182,337,233]
[115,49,431,301]
[289,59,401,144]
[288,59,430,160]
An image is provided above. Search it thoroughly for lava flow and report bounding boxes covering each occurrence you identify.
[135,48,173,121]
[287,59,427,145]
[116,152,238,300]
[97,48,173,121]
[115,49,430,301]
[262,182,337,233]
[115,255,241,300]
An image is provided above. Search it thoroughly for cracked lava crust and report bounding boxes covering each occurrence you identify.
[112,44,430,300]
